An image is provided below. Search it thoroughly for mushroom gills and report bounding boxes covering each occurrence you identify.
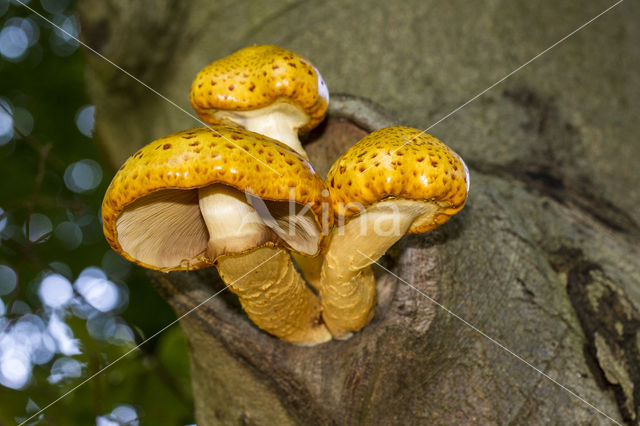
[321,199,438,337]
[209,102,309,157]
[115,189,209,270]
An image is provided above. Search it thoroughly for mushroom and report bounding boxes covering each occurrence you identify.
[320,126,470,338]
[190,45,329,158]
[102,126,333,345]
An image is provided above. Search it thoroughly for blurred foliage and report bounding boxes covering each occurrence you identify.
[0,1,194,424]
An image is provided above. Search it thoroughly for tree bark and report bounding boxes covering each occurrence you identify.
[79,1,640,424]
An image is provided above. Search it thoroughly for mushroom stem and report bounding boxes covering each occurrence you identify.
[291,252,323,291]
[198,184,271,258]
[198,184,331,345]
[217,247,330,345]
[320,201,427,338]
[215,102,309,158]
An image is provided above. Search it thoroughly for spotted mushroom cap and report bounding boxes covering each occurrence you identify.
[190,45,329,133]
[102,126,332,272]
[327,126,469,233]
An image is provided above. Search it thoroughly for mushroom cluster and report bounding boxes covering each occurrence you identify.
[102,45,469,345]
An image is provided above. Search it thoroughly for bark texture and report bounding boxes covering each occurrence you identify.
[79,1,640,424]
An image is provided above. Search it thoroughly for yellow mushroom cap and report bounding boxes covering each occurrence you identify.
[102,126,332,271]
[190,45,329,133]
[327,126,469,233]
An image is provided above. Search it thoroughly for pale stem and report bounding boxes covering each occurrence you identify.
[320,204,419,338]
[217,103,309,158]
[198,184,331,345]
[217,247,331,345]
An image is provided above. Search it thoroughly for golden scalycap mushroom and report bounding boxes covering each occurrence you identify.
[102,126,334,345]
[191,45,328,133]
[102,126,331,272]
[328,126,469,232]
[319,126,469,338]
[190,45,329,158]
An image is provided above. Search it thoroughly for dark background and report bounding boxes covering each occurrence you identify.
[0,1,193,424]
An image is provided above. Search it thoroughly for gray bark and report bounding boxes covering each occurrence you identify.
[79,1,640,424]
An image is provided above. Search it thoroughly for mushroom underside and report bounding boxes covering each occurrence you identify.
[116,189,208,270]
[206,101,310,156]
[115,184,320,271]
[331,199,441,268]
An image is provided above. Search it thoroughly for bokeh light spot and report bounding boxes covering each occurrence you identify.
[0,314,53,389]
[0,101,13,146]
[75,105,95,137]
[77,266,105,280]
[77,278,118,312]
[31,332,55,365]
[48,356,83,384]
[0,354,31,389]
[64,159,102,193]
[24,213,52,243]
[96,417,119,426]
[48,312,80,355]
[75,267,119,312]
[0,23,28,61]
[6,17,39,46]
[97,405,139,426]
[40,0,71,14]
[112,405,139,425]
[10,300,31,315]
[50,14,79,56]
[39,273,73,309]
[110,322,134,344]
[0,264,17,295]
[0,207,6,233]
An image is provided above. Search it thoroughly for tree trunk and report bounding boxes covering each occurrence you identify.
[79,1,640,424]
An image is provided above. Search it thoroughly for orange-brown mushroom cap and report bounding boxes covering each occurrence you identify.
[102,126,332,272]
[327,126,469,233]
[190,45,329,133]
